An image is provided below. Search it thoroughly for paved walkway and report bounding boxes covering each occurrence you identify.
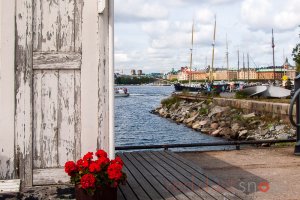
[178,147,300,200]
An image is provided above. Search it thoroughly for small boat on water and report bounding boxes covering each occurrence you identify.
[115,87,129,97]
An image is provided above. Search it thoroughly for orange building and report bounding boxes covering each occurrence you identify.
[256,69,284,80]
[238,69,258,80]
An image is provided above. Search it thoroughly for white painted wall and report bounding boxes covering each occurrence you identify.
[0,0,16,179]
[81,0,104,155]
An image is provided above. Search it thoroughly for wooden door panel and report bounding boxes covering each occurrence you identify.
[33,70,59,168]
[57,70,76,166]
[33,69,80,169]
[33,0,76,52]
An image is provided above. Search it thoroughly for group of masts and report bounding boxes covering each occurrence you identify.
[187,15,278,84]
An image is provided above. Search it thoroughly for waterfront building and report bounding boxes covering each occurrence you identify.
[131,69,136,75]
[282,58,296,80]
[213,70,238,81]
[256,68,284,80]
[137,70,143,76]
[238,69,258,80]
[166,73,178,80]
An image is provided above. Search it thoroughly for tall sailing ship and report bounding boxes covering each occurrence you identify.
[174,16,229,92]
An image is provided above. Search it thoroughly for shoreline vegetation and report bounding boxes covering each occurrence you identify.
[152,95,296,143]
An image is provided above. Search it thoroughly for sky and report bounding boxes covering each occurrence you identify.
[114,0,300,74]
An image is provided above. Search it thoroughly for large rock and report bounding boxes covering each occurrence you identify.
[242,113,256,119]
[192,121,202,130]
[208,106,230,118]
[211,129,222,136]
[276,133,289,140]
[219,121,227,128]
[231,123,240,133]
[158,108,166,116]
[246,135,256,140]
[191,101,204,110]
[176,117,184,123]
[184,113,199,124]
[199,120,208,126]
[260,129,269,136]
[275,125,285,132]
[210,123,219,130]
[201,128,211,133]
[219,127,232,139]
[238,130,248,139]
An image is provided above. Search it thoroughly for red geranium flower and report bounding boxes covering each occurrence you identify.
[77,158,89,169]
[97,156,110,167]
[95,149,108,158]
[81,174,96,189]
[89,161,101,173]
[64,161,78,176]
[107,163,123,181]
[64,149,126,194]
[83,152,94,161]
[111,156,124,166]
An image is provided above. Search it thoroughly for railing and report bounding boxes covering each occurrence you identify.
[115,139,296,151]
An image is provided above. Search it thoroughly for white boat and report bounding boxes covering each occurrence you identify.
[242,85,291,98]
[115,88,129,97]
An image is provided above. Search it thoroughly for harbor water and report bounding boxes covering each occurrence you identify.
[115,85,231,151]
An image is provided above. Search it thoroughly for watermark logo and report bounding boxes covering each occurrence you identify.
[258,182,270,193]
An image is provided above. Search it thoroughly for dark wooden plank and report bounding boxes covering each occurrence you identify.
[164,151,249,200]
[117,188,125,200]
[121,164,150,200]
[140,152,203,200]
[119,153,163,200]
[118,181,138,200]
[133,152,190,200]
[146,151,212,200]
[154,151,229,200]
[124,152,177,200]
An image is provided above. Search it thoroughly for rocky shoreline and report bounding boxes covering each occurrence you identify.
[152,96,296,141]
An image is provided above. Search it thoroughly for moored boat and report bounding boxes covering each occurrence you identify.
[115,87,129,97]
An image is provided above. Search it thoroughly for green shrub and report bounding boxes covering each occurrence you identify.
[235,91,248,99]
[199,107,208,115]
[161,96,180,109]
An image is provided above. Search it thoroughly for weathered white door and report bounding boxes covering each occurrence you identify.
[15,0,110,187]
[31,0,83,185]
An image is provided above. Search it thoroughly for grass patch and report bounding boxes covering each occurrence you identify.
[235,91,248,99]
[161,96,180,109]
[274,142,295,147]
[199,107,208,115]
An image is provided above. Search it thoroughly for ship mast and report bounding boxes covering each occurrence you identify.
[237,49,240,80]
[272,28,276,83]
[226,34,229,82]
[243,53,245,80]
[209,15,216,81]
[189,19,194,86]
[247,53,250,82]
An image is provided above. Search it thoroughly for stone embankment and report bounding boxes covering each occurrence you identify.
[152,97,296,141]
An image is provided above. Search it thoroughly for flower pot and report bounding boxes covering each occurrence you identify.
[75,186,117,200]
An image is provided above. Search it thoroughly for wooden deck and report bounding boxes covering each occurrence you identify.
[117,151,248,200]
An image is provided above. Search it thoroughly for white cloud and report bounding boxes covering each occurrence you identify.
[195,8,214,25]
[241,0,300,32]
[115,0,168,23]
[115,53,130,63]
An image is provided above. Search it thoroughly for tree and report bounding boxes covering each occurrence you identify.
[292,26,300,73]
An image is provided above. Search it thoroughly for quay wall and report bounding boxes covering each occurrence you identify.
[175,94,295,122]
[213,98,294,119]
